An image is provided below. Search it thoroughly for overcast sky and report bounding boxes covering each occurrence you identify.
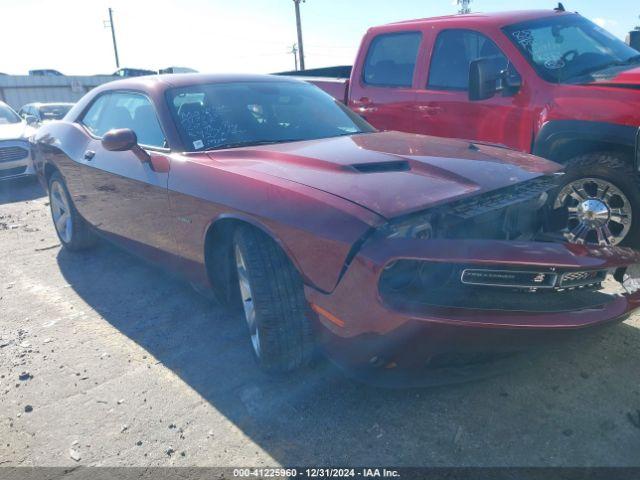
[1,0,638,75]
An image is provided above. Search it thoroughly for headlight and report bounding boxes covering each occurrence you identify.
[381,215,434,239]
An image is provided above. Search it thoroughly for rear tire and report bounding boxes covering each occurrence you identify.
[232,225,314,372]
[48,172,97,251]
[552,153,640,248]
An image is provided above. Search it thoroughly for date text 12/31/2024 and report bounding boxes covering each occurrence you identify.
[232,468,400,478]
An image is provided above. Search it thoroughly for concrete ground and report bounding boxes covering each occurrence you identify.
[1,177,639,467]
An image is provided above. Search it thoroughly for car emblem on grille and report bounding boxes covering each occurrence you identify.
[460,269,557,289]
[533,273,546,283]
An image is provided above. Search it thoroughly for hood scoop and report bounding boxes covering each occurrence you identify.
[350,160,410,173]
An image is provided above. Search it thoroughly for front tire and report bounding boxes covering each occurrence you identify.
[552,153,640,247]
[48,172,97,251]
[232,226,314,372]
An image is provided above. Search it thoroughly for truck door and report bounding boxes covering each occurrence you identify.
[348,31,420,132]
[414,28,533,151]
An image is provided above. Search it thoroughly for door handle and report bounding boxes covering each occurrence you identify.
[356,98,377,114]
[415,105,442,115]
[83,150,95,161]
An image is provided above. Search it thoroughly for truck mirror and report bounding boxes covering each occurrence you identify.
[468,58,500,101]
[469,58,522,101]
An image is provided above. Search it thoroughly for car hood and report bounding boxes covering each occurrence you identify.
[206,131,562,219]
[0,121,31,141]
[587,65,640,88]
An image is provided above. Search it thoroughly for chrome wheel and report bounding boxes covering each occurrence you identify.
[50,180,73,244]
[235,244,260,356]
[554,177,631,246]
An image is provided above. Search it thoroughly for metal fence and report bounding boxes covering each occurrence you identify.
[0,75,117,110]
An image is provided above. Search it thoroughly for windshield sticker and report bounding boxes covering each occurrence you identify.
[180,104,245,150]
[512,30,534,52]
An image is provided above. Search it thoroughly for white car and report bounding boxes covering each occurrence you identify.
[18,102,74,125]
[0,101,36,180]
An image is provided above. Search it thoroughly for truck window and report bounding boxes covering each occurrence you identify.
[363,32,422,88]
[428,29,510,91]
[503,15,640,83]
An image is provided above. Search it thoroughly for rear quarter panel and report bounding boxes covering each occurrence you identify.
[33,122,91,212]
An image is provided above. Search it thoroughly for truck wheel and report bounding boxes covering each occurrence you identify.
[552,153,640,247]
[48,172,97,251]
[232,225,314,372]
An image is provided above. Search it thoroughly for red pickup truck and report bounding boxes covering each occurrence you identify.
[300,8,640,248]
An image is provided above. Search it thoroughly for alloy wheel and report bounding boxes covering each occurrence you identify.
[235,244,261,357]
[50,181,73,244]
[554,177,632,246]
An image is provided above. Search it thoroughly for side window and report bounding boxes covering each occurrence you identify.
[81,92,166,148]
[363,32,422,87]
[81,94,111,135]
[110,93,165,147]
[428,29,512,91]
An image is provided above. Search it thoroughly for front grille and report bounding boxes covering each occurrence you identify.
[0,146,29,163]
[560,270,608,288]
[379,260,613,313]
[461,268,558,289]
[445,175,557,220]
[0,166,28,178]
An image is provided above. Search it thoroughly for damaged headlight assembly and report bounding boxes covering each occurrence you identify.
[377,214,437,292]
[379,214,435,240]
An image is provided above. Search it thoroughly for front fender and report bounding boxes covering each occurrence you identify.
[533,120,639,167]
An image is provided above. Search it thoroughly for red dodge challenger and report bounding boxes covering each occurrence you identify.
[32,74,640,375]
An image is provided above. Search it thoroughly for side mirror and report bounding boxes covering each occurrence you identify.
[469,58,521,101]
[102,128,138,151]
[25,115,39,126]
[101,128,151,164]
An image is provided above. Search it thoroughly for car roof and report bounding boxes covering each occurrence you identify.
[23,102,74,107]
[97,73,304,93]
[381,9,574,29]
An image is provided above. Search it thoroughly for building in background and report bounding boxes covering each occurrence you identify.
[0,75,116,110]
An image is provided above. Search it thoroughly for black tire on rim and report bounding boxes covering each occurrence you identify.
[232,225,314,372]
[48,171,97,251]
[552,153,640,247]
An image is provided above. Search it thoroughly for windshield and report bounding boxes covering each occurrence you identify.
[38,104,73,120]
[503,14,640,83]
[167,81,375,152]
[0,103,21,125]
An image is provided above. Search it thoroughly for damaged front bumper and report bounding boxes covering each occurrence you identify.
[305,238,640,369]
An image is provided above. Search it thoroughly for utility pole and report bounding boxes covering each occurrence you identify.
[293,0,305,70]
[104,8,120,69]
[290,44,299,71]
[457,0,472,14]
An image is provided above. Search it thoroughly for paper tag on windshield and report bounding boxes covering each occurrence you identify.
[193,140,204,149]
